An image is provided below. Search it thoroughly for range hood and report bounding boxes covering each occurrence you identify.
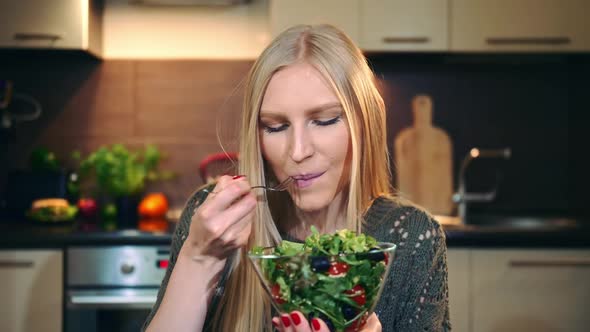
[130,0,250,5]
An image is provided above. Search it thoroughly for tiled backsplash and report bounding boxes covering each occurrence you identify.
[0,51,587,217]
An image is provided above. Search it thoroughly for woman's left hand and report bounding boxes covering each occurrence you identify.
[272,311,381,332]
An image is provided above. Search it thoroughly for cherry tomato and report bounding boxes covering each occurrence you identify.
[345,312,369,332]
[271,283,286,305]
[327,261,349,276]
[344,285,367,306]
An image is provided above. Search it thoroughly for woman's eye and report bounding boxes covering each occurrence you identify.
[314,115,342,127]
[262,123,289,133]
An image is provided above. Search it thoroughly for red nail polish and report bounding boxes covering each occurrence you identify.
[272,320,279,328]
[311,318,321,331]
[281,315,291,327]
[290,312,301,326]
[232,175,245,180]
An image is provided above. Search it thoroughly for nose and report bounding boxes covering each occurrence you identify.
[289,125,314,163]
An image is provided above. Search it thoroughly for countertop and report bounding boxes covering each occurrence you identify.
[0,216,589,249]
[0,221,172,249]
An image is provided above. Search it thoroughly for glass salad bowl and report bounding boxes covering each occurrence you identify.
[248,230,396,332]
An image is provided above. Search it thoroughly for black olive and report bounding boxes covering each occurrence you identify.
[310,256,330,272]
[357,247,385,262]
[342,304,357,320]
[307,312,335,332]
[320,314,335,332]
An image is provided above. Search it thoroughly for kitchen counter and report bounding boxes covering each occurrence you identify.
[0,221,172,249]
[0,217,589,249]
[443,223,590,248]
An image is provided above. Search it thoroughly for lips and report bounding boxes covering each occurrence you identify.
[292,172,325,188]
[293,173,323,181]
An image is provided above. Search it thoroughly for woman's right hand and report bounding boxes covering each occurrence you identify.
[181,175,257,266]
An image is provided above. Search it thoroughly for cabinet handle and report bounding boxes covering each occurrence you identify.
[0,261,34,268]
[510,259,590,268]
[13,33,62,41]
[382,37,430,44]
[486,37,571,46]
[69,294,157,309]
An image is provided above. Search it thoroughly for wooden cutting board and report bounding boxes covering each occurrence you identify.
[394,95,454,215]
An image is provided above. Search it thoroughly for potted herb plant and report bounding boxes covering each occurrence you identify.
[73,144,173,228]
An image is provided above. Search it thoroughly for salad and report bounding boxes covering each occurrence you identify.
[249,227,394,332]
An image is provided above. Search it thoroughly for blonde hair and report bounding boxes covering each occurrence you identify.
[210,24,393,331]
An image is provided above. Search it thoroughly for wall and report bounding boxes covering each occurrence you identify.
[0,53,251,208]
[1,52,587,218]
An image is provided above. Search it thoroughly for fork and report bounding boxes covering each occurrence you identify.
[250,177,294,192]
[203,177,293,195]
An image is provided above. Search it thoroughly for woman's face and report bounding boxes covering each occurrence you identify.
[259,62,351,212]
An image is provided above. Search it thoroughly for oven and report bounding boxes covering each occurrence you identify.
[65,246,169,332]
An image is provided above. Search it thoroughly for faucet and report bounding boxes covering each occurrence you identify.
[452,147,512,222]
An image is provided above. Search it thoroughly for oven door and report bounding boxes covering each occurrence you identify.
[65,289,158,332]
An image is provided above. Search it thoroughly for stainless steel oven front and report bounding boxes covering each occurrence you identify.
[65,246,169,332]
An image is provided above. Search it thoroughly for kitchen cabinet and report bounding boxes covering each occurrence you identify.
[451,0,590,52]
[0,0,103,56]
[359,0,448,52]
[471,249,590,331]
[269,0,359,43]
[447,249,470,332]
[0,250,63,332]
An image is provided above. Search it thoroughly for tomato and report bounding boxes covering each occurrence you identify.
[344,285,367,306]
[138,218,169,232]
[77,198,98,218]
[327,261,349,276]
[271,283,286,305]
[138,193,169,218]
[345,312,369,332]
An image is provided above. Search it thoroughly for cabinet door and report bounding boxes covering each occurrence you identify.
[451,0,590,52]
[447,249,470,332]
[269,0,359,43]
[0,250,63,332]
[471,249,590,332]
[359,0,448,51]
[0,0,84,49]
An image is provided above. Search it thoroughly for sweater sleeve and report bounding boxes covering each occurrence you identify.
[372,206,451,332]
[141,188,209,331]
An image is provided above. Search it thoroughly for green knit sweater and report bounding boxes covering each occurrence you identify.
[143,190,452,332]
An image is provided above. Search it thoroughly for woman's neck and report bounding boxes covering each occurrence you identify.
[288,191,348,240]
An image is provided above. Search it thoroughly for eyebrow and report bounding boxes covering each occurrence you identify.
[259,102,343,119]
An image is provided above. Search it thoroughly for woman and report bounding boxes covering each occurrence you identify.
[144,24,450,332]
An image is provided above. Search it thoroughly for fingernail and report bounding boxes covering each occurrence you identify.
[232,175,246,180]
[281,315,291,327]
[290,312,301,326]
[272,320,279,328]
[311,318,321,331]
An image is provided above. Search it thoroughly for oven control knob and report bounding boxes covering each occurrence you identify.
[121,262,135,274]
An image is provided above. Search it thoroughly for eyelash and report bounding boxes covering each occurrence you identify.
[262,115,342,134]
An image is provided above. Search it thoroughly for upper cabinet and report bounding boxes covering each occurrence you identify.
[269,0,359,43]
[0,0,103,57]
[451,0,590,52]
[270,0,590,53]
[359,0,448,52]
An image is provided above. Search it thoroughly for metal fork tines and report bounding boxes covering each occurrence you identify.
[203,177,293,195]
[250,177,293,192]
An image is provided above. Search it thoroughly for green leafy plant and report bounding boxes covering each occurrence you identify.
[29,146,61,172]
[73,144,174,198]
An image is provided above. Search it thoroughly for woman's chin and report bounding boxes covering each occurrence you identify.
[290,194,331,213]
